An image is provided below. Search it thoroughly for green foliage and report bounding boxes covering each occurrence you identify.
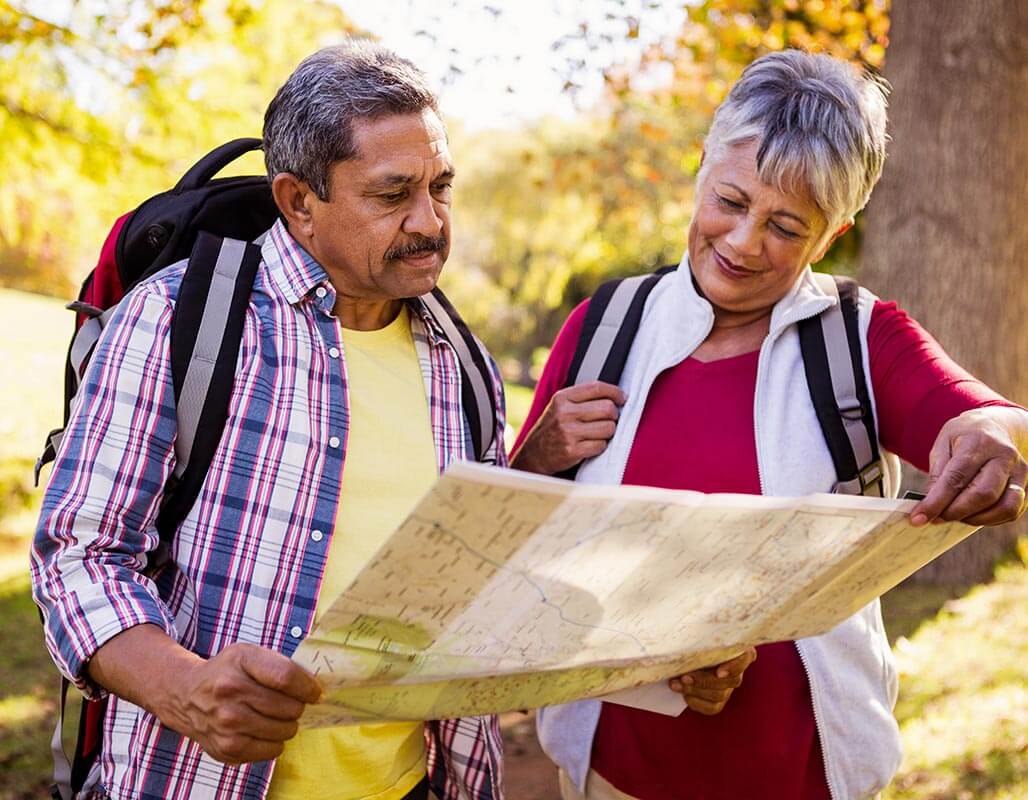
[0,0,361,297]
[0,574,58,800]
[443,0,889,379]
[883,560,1028,800]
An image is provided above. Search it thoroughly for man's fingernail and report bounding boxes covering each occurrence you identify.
[717,669,728,678]
[911,513,927,526]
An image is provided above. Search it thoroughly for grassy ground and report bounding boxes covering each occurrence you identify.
[1,289,1025,799]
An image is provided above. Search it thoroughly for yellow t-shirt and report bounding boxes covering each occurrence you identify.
[268,306,436,800]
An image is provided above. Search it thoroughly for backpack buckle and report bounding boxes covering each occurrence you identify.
[857,461,884,496]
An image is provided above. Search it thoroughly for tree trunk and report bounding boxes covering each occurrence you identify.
[860,0,1028,583]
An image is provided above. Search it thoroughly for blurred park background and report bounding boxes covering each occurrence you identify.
[1,0,1026,797]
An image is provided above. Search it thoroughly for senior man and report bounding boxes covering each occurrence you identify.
[32,43,505,800]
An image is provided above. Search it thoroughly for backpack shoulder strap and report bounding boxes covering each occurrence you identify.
[156,233,262,544]
[798,273,883,496]
[50,233,261,800]
[419,288,500,464]
[555,266,674,480]
[564,266,675,389]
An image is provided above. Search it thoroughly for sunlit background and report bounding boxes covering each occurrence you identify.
[1,1,1025,798]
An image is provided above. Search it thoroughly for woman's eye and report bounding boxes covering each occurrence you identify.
[717,195,744,210]
[772,222,800,239]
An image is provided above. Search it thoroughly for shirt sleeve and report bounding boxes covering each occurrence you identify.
[510,300,591,459]
[869,299,1020,472]
[30,283,180,699]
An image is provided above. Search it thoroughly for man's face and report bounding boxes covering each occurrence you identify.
[306,109,453,302]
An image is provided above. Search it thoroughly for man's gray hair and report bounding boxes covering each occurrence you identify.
[698,49,889,229]
[264,40,439,200]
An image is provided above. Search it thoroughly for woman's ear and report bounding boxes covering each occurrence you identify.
[271,173,316,239]
[811,219,854,263]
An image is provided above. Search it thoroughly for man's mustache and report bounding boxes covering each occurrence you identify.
[385,235,448,261]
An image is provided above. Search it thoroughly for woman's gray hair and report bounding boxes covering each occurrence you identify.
[264,40,439,200]
[697,49,889,229]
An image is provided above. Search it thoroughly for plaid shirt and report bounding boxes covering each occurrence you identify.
[32,220,506,800]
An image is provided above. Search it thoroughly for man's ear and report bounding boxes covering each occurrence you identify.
[811,219,854,264]
[271,173,316,238]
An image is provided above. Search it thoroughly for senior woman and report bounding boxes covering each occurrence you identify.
[511,50,1028,800]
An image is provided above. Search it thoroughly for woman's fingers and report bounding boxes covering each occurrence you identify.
[562,381,627,406]
[667,649,757,715]
[575,398,622,423]
[936,457,1012,522]
[912,411,1024,526]
[962,463,1028,526]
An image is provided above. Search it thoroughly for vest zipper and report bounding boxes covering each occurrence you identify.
[753,302,838,800]
[796,642,840,800]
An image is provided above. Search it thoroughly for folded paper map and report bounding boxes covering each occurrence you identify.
[293,462,976,726]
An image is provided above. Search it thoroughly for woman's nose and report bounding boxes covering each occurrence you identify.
[724,216,763,258]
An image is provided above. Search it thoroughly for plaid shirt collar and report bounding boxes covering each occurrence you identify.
[262,219,449,344]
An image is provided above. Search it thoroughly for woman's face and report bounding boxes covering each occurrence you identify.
[688,140,848,323]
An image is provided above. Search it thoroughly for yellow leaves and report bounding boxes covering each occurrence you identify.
[638,121,669,142]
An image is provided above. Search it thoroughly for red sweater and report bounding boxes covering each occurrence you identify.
[513,299,1010,800]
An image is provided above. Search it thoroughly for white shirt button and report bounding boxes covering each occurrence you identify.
[328,436,340,448]
[311,530,324,542]
[290,626,303,638]
[315,286,328,299]
[328,347,340,359]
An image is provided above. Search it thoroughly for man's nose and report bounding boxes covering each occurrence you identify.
[403,192,444,238]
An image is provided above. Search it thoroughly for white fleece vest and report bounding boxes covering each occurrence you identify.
[536,257,903,800]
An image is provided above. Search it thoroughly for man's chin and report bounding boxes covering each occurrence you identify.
[387,260,444,298]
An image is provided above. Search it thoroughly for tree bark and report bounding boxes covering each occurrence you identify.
[860,0,1028,583]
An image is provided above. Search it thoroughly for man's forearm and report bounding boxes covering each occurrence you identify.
[87,623,203,723]
[86,623,321,765]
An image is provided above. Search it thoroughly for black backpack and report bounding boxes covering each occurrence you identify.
[558,265,885,496]
[42,138,500,800]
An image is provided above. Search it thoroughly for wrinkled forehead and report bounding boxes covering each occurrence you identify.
[351,111,453,184]
[364,149,453,185]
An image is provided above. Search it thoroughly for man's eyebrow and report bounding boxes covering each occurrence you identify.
[718,181,811,229]
[365,167,456,192]
[366,174,417,192]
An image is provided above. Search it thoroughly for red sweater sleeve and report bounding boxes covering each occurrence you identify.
[869,300,1018,472]
[511,300,590,458]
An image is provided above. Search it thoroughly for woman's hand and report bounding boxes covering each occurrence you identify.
[911,407,1028,527]
[511,381,626,475]
[668,649,757,715]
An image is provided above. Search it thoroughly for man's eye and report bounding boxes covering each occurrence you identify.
[431,182,453,195]
[381,192,406,203]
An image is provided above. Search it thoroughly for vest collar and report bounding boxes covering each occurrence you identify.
[657,251,838,351]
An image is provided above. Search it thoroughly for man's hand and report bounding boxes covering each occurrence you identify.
[511,381,626,475]
[668,649,757,716]
[164,643,322,765]
[88,625,322,766]
[911,407,1028,527]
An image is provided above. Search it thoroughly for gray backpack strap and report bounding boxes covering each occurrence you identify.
[49,679,72,800]
[156,233,262,542]
[799,273,884,496]
[35,305,119,486]
[565,268,674,388]
[556,266,675,480]
[419,288,499,464]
